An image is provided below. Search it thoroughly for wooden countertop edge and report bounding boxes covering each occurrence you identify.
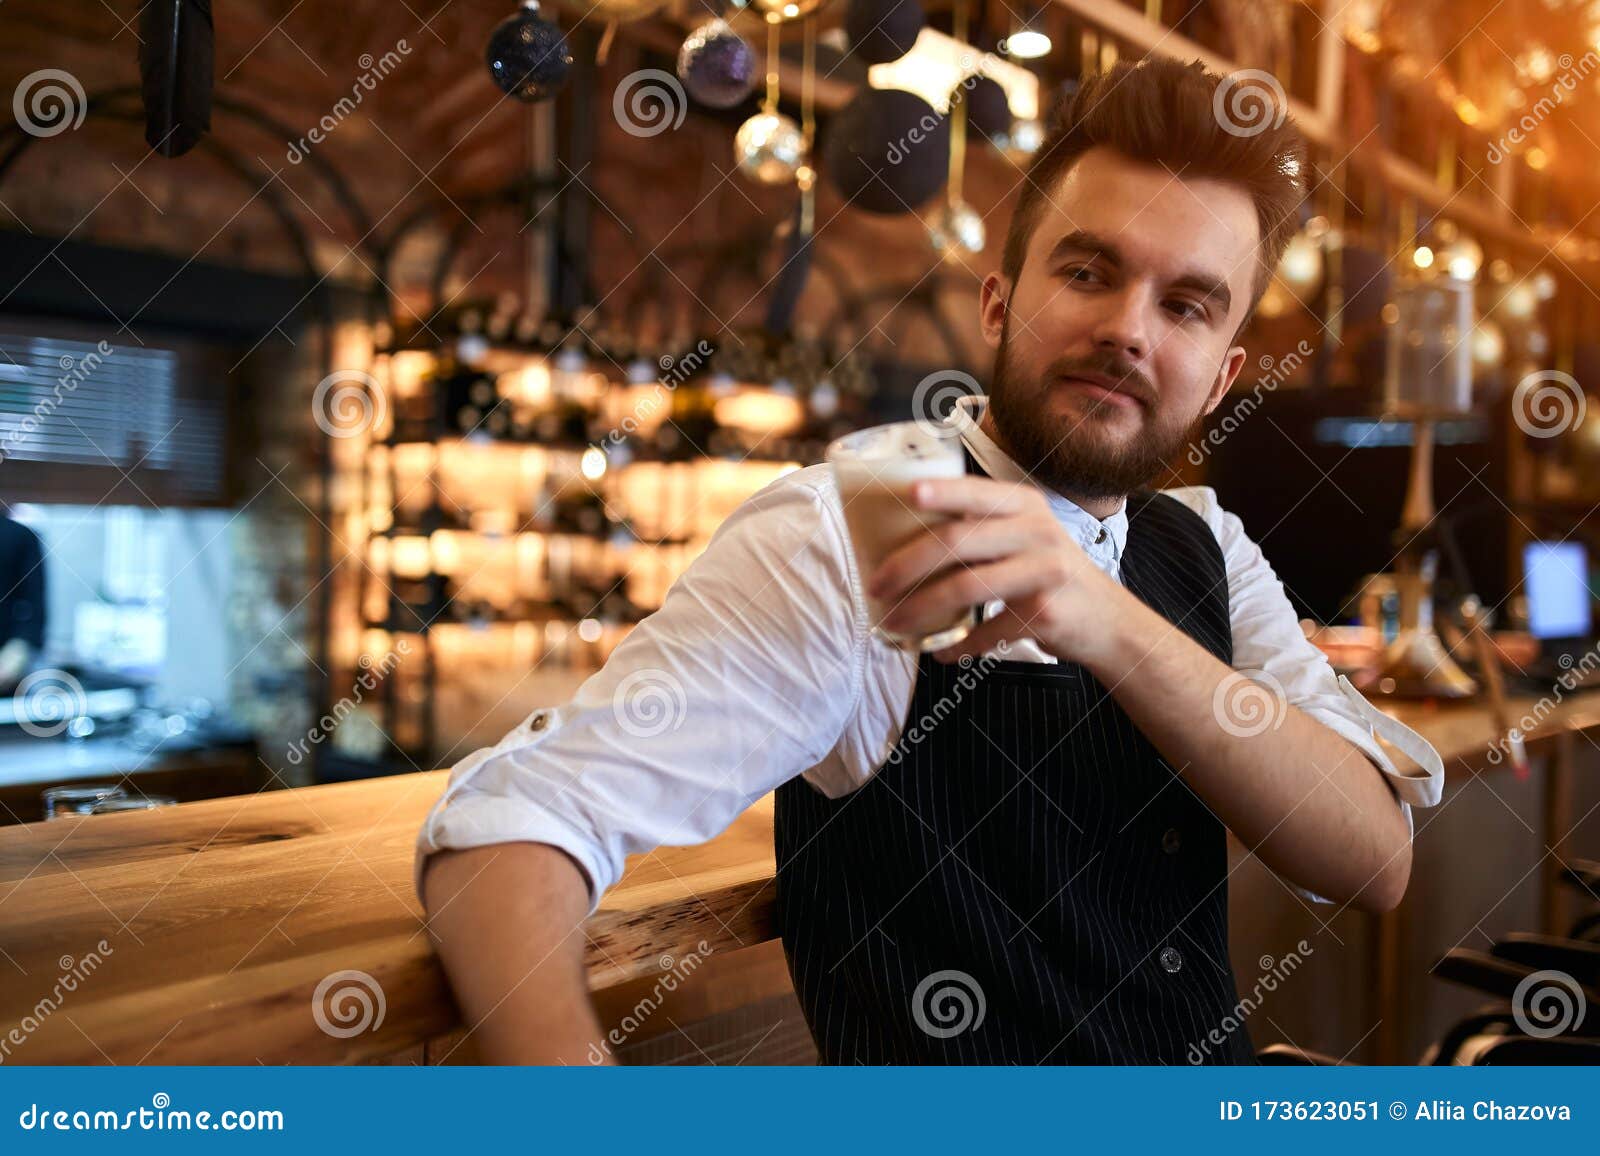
[14,876,779,1066]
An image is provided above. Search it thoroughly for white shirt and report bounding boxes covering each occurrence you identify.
[415,395,1444,913]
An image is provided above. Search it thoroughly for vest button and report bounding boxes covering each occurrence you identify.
[1159,946,1183,973]
[529,711,549,731]
[1161,828,1182,855]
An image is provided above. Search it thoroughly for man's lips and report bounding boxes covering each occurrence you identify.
[1055,374,1146,410]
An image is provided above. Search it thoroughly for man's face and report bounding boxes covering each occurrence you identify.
[980,146,1257,499]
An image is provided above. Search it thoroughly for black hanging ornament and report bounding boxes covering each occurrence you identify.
[486,0,573,103]
[677,18,758,109]
[139,0,214,157]
[844,0,924,65]
[955,75,1011,141]
[822,87,948,214]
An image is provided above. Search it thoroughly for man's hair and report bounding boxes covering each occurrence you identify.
[1000,57,1308,318]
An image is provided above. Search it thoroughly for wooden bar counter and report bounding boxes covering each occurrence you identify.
[2,689,1597,1065]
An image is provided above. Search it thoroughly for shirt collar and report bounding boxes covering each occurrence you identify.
[946,394,1130,561]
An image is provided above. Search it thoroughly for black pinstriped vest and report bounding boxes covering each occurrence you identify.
[774,469,1255,1065]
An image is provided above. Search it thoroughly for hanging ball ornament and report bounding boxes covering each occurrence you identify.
[845,0,925,65]
[734,111,806,184]
[485,0,573,103]
[823,87,949,214]
[956,75,1012,141]
[677,18,759,109]
[929,200,986,258]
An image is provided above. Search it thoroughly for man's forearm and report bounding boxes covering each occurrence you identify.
[422,842,609,1064]
[1081,593,1412,911]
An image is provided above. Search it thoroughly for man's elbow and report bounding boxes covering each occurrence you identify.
[1350,832,1412,913]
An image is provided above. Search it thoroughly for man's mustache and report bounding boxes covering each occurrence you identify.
[1048,353,1158,408]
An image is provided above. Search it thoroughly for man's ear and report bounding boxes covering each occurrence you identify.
[1204,345,1249,416]
[979,273,1010,350]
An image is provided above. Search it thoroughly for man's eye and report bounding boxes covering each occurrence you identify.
[1064,266,1103,285]
[1165,299,1205,321]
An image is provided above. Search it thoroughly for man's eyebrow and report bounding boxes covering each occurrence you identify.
[1047,228,1234,317]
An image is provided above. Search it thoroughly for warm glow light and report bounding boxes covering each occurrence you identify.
[1005,29,1051,60]
[1412,245,1435,270]
[868,28,1039,120]
[1472,322,1505,366]
[577,618,603,643]
[581,446,608,480]
[1278,233,1323,291]
[1454,97,1481,125]
[1442,237,1483,282]
[712,388,806,434]
[1526,147,1550,170]
[1501,283,1538,319]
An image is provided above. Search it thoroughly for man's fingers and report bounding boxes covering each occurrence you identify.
[909,475,1035,518]
[868,517,1028,601]
[878,556,1048,636]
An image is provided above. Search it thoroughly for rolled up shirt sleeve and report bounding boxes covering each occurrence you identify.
[414,467,867,915]
[1168,487,1446,906]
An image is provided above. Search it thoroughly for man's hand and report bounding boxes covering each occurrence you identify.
[867,475,1135,664]
[866,474,1412,911]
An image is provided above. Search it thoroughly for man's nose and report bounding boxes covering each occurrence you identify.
[1090,287,1152,362]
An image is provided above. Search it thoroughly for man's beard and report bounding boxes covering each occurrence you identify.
[987,323,1203,501]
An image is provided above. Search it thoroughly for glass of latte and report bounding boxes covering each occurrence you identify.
[827,422,975,651]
